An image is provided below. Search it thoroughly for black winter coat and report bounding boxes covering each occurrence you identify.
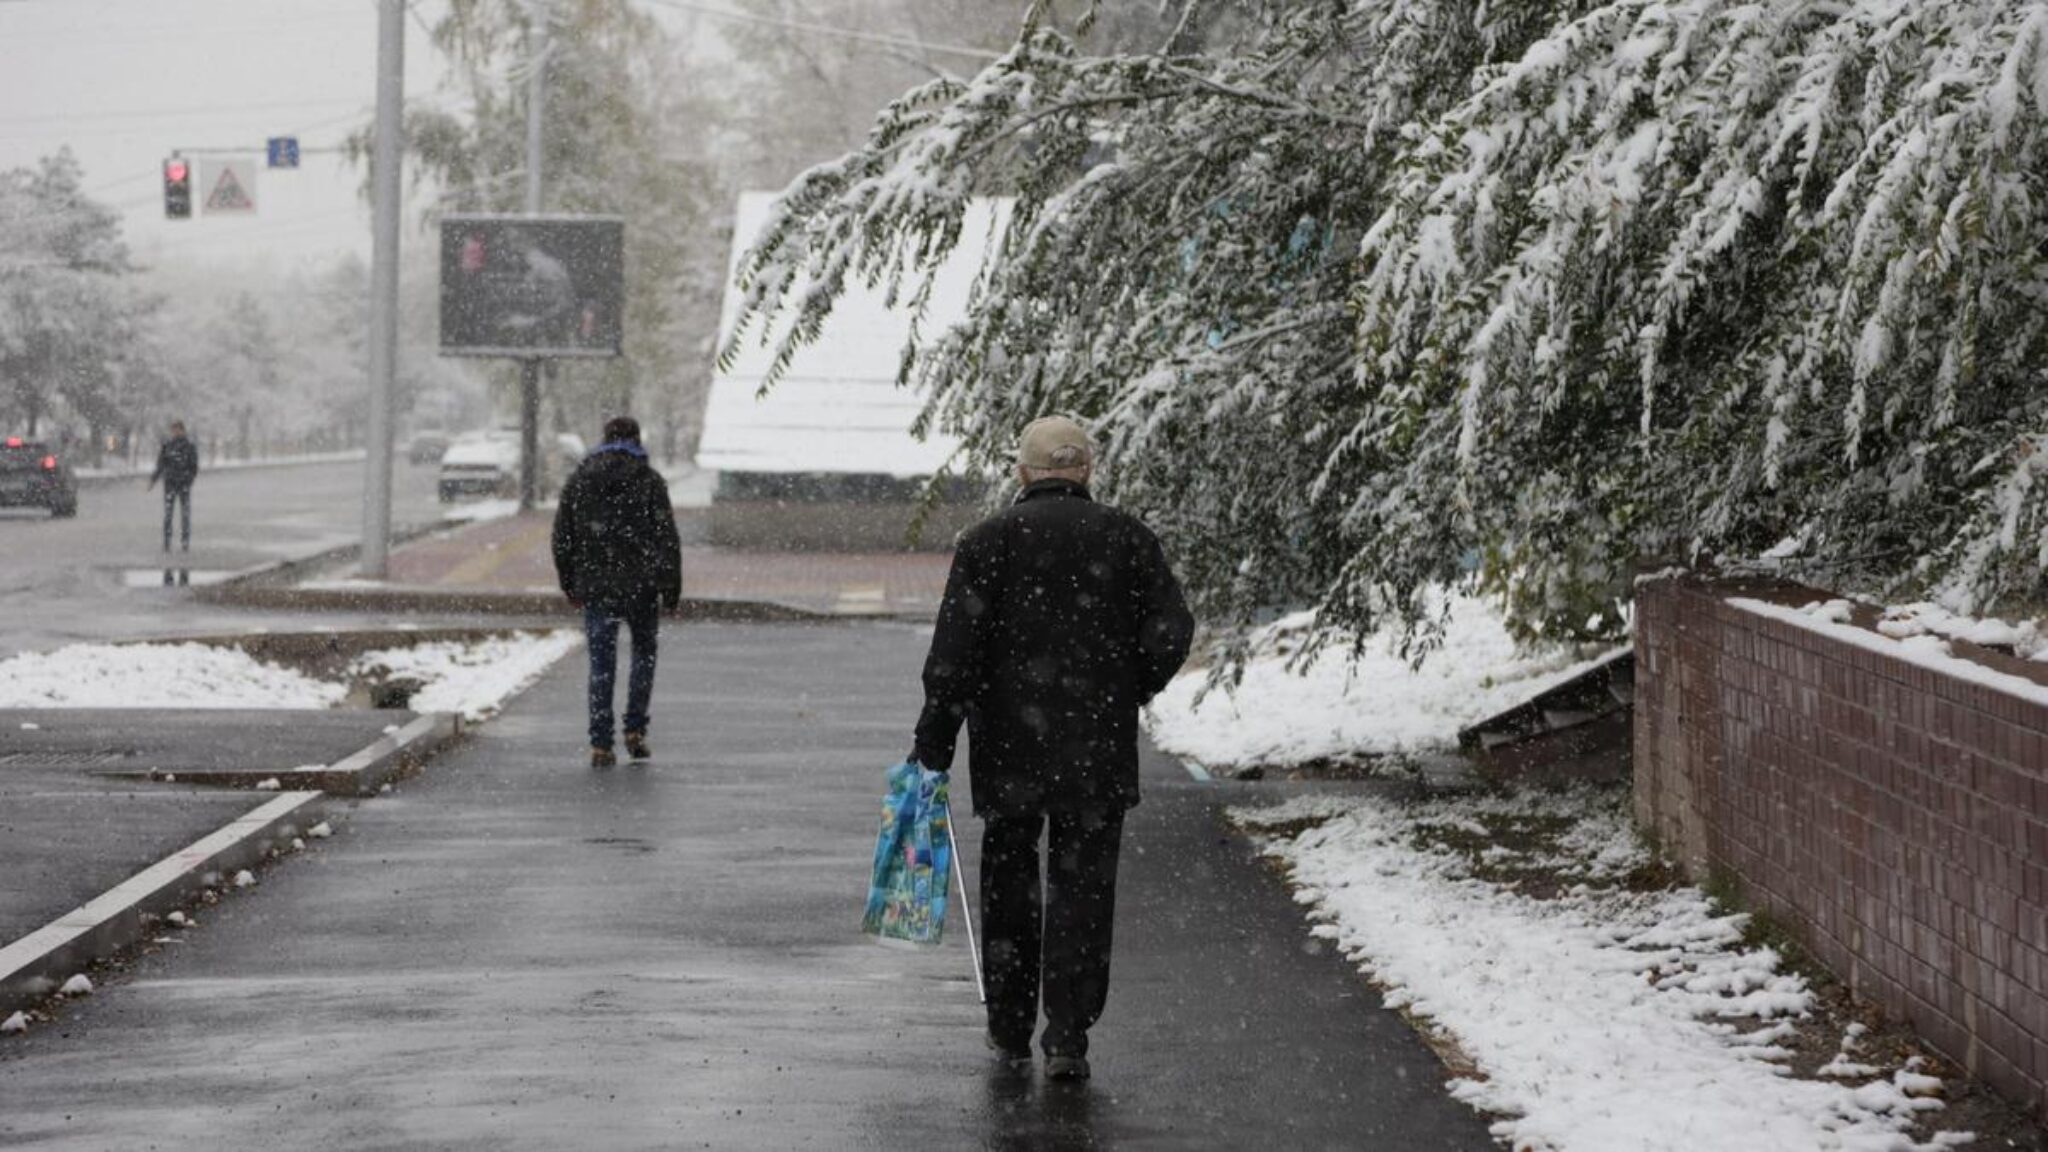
[912,479,1194,815]
[151,436,199,492]
[550,447,682,609]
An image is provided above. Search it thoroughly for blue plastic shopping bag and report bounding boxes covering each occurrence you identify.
[861,761,953,945]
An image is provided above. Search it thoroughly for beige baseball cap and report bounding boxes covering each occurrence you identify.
[1017,416,1094,470]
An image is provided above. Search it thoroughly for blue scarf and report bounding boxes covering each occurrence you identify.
[589,440,647,460]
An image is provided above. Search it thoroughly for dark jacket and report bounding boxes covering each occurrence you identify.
[912,479,1194,815]
[151,435,199,493]
[550,444,682,609]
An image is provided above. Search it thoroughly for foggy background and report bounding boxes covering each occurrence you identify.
[0,0,1175,466]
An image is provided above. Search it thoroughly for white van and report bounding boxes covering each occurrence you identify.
[436,431,589,502]
[436,433,518,502]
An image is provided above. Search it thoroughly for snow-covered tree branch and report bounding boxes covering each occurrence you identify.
[728,0,2048,649]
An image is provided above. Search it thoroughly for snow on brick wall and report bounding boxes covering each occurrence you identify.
[1635,575,2048,1118]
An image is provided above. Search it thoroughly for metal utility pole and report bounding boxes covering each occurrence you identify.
[361,0,405,577]
[518,18,548,511]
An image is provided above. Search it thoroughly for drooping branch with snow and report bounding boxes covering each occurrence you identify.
[727,0,2048,648]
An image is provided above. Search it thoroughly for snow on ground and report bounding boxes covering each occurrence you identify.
[1238,790,1970,1152]
[0,642,345,709]
[351,631,582,722]
[1145,594,1617,770]
[0,632,576,720]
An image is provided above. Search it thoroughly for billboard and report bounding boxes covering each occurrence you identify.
[439,215,624,358]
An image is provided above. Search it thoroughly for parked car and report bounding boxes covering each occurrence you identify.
[437,434,519,502]
[0,436,77,518]
[406,431,451,466]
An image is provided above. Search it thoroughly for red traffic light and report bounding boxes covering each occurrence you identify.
[163,157,192,220]
[40,455,56,471]
[4,438,21,448]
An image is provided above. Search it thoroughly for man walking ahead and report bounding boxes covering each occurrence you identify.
[147,420,199,552]
[911,416,1194,1082]
[552,417,681,768]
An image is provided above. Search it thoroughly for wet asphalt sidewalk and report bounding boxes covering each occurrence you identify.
[0,620,1494,1150]
[0,710,419,949]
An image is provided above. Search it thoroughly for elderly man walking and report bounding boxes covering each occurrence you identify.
[910,416,1194,1082]
[552,416,682,768]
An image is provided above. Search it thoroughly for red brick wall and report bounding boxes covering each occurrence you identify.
[1635,576,2048,1113]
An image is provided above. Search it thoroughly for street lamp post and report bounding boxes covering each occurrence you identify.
[360,0,405,578]
[518,19,548,511]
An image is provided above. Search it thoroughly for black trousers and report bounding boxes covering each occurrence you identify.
[979,806,1125,1058]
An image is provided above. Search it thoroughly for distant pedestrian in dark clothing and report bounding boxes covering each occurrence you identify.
[147,420,199,552]
[551,416,682,768]
[911,415,1194,1082]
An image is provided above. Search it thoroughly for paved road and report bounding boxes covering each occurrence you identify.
[0,621,1496,1150]
[0,459,445,652]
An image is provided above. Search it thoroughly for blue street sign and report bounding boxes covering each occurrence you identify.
[266,137,300,170]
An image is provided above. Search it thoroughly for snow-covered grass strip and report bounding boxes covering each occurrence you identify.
[0,643,345,709]
[1238,790,1969,1152]
[1145,594,1616,770]
[351,631,581,723]
[0,631,577,722]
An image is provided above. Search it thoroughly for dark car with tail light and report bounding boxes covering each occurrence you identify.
[0,437,78,517]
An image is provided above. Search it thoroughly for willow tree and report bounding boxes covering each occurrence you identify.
[729,0,2048,646]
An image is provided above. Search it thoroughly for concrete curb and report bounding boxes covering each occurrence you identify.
[121,712,461,796]
[0,790,328,1016]
[200,584,856,623]
[0,710,467,1018]
[194,517,465,595]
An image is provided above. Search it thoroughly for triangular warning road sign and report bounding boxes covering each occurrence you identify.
[205,167,255,213]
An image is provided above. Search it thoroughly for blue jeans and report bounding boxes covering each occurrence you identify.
[584,598,659,749]
[162,488,191,551]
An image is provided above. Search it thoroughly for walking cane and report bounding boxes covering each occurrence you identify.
[947,815,986,1004]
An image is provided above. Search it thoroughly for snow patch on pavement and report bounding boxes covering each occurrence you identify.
[351,631,581,722]
[1146,594,1616,770]
[1236,790,1970,1151]
[0,643,345,709]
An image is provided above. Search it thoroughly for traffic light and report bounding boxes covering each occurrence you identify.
[163,157,191,220]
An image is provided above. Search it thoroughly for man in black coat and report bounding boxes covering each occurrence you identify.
[147,420,199,552]
[911,415,1194,1082]
[551,416,682,768]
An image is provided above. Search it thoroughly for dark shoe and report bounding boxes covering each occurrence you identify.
[986,1033,1032,1067]
[1044,1055,1090,1082]
[624,731,651,760]
[590,746,617,768]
